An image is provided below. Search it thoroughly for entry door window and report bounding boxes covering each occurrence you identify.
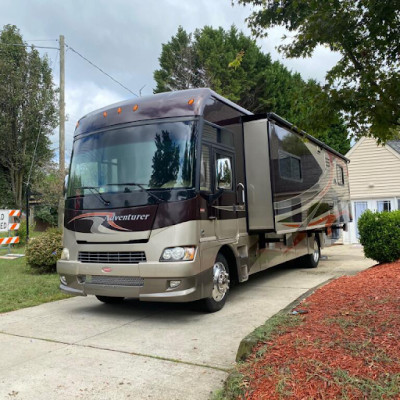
[377,200,391,212]
[354,201,368,239]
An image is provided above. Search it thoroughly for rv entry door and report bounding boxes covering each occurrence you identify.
[213,149,238,240]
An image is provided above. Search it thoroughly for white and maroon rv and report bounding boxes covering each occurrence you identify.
[57,88,351,312]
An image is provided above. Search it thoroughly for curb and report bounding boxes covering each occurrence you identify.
[235,277,335,362]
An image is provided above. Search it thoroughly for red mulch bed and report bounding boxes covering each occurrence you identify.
[239,261,400,399]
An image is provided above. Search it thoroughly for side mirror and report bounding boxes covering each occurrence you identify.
[216,157,233,190]
[63,174,69,196]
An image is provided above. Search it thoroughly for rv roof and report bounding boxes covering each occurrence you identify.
[74,88,252,137]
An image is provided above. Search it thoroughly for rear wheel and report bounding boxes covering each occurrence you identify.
[96,295,125,304]
[202,254,230,313]
[303,236,320,268]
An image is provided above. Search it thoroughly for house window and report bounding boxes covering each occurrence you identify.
[336,165,344,185]
[398,199,400,210]
[377,200,391,212]
[279,150,302,181]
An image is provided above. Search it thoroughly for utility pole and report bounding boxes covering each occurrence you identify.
[58,35,65,228]
[59,35,65,173]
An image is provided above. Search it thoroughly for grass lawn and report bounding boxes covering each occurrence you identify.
[0,246,69,313]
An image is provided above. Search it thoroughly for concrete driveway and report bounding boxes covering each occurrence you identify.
[0,245,374,400]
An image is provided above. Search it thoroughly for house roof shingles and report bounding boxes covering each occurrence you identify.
[387,140,400,154]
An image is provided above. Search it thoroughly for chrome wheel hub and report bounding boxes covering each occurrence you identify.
[211,262,230,302]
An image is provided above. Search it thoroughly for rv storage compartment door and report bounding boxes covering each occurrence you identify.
[243,118,274,232]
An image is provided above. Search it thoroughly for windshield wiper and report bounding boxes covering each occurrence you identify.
[105,182,165,203]
[80,186,110,206]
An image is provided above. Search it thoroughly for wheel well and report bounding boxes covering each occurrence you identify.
[219,245,239,285]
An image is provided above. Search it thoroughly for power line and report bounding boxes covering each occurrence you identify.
[1,41,139,97]
[0,43,59,50]
[64,42,138,97]
[25,39,58,42]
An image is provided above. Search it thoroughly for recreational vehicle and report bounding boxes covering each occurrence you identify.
[57,88,351,312]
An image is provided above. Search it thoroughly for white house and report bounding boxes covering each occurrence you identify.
[343,137,400,244]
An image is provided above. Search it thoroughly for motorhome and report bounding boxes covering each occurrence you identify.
[57,88,351,312]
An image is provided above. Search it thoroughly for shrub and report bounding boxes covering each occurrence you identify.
[358,210,400,263]
[26,228,62,273]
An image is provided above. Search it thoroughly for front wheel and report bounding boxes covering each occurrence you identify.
[96,295,125,304]
[202,254,230,313]
[303,237,320,268]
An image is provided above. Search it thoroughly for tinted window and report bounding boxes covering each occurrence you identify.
[336,165,344,185]
[68,120,197,198]
[202,123,234,147]
[279,150,302,181]
[200,145,211,192]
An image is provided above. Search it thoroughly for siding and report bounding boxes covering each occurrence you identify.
[347,137,400,199]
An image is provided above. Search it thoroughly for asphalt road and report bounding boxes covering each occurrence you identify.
[0,245,375,400]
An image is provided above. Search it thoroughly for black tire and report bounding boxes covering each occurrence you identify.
[202,253,230,313]
[96,295,125,304]
[303,236,320,268]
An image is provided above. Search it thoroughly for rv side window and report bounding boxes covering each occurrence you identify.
[202,123,234,147]
[336,165,344,185]
[279,150,302,181]
[216,153,233,190]
[200,145,211,192]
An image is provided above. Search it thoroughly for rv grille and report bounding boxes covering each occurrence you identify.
[85,275,144,287]
[78,251,146,264]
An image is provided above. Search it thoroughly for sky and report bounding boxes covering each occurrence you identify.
[1,0,341,161]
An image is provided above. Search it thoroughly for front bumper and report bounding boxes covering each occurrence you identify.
[57,259,211,302]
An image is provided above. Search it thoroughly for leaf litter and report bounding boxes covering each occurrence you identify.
[239,261,400,399]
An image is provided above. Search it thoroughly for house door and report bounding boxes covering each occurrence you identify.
[354,201,368,241]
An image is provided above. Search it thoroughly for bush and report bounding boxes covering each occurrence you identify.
[26,228,62,273]
[358,210,400,263]
[35,205,58,226]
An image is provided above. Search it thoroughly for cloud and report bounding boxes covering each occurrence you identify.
[1,0,342,163]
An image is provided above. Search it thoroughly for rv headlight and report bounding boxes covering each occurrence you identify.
[160,246,196,262]
[61,248,70,261]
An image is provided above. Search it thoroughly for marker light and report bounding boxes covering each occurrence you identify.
[160,246,196,262]
[133,104,139,112]
[103,111,107,118]
[188,98,194,105]
[117,107,122,114]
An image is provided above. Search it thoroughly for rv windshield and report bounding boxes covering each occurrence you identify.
[67,120,197,205]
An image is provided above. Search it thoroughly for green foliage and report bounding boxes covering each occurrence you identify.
[234,0,400,143]
[153,25,350,154]
[35,205,58,226]
[17,219,35,246]
[0,24,58,209]
[26,228,62,273]
[358,210,400,263]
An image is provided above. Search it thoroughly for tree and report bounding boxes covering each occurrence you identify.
[33,162,64,226]
[234,0,400,143]
[154,25,350,153]
[0,25,58,209]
